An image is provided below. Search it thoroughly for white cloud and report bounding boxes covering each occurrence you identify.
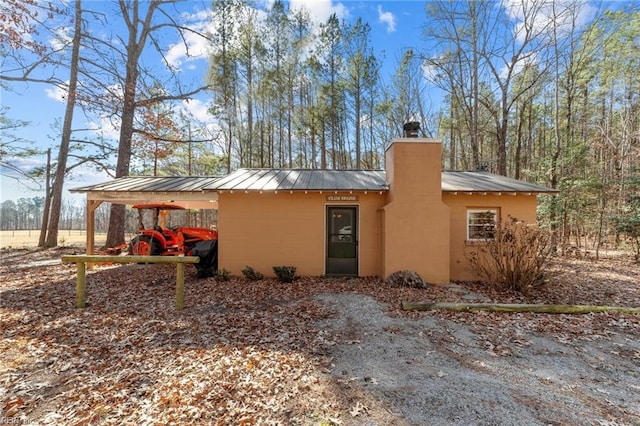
[505,0,597,43]
[50,25,72,51]
[166,10,214,70]
[360,113,372,128]
[421,60,439,82]
[86,114,121,142]
[499,51,539,80]
[166,1,352,70]
[180,98,222,139]
[256,0,275,10]
[289,0,349,24]
[44,83,68,102]
[181,98,210,122]
[377,5,396,33]
[67,166,111,188]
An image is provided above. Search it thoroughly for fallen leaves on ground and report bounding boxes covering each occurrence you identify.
[445,257,640,354]
[1,247,639,424]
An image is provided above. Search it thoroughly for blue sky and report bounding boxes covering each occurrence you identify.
[0,0,429,204]
[1,0,605,204]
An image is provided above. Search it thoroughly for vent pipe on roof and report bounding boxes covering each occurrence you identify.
[403,121,420,138]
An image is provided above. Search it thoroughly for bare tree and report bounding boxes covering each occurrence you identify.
[44,0,83,247]
[0,109,40,182]
[424,0,553,175]
[93,0,212,248]
[0,0,63,84]
[208,0,241,173]
[343,18,379,169]
[423,0,489,169]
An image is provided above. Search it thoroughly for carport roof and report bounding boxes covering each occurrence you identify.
[70,176,221,192]
[69,176,223,210]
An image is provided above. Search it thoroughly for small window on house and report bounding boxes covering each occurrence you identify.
[467,209,498,241]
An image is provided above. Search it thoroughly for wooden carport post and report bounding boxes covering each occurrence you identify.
[75,261,86,307]
[62,255,199,310]
[86,200,102,262]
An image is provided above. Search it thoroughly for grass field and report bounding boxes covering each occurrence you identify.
[0,230,107,249]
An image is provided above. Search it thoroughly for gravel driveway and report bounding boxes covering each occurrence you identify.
[316,292,640,425]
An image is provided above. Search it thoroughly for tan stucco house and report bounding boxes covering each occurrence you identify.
[73,136,556,283]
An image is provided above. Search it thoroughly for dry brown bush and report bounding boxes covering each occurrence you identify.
[467,216,553,295]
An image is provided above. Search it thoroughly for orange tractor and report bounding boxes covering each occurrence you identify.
[127,204,218,276]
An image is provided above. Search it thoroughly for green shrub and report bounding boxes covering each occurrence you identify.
[466,216,552,295]
[216,268,230,281]
[241,266,264,280]
[272,266,297,283]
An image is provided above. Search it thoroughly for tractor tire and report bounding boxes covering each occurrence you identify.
[128,235,162,256]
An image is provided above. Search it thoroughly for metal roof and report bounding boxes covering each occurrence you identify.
[442,171,558,193]
[70,176,221,193]
[70,170,557,197]
[204,168,389,192]
[69,176,223,210]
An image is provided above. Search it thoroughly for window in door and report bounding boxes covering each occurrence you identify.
[326,206,358,276]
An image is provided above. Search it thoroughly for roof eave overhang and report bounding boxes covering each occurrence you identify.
[79,190,219,210]
[443,190,559,195]
[214,188,389,194]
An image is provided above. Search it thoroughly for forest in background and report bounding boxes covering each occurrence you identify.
[0,197,216,234]
[1,0,639,255]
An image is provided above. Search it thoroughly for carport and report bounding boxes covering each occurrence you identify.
[70,176,221,255]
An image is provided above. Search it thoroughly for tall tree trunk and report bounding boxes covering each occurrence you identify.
[321,117,327,169]
[470,1,480,170]
[355,90,361,168]
[105,51,138,247]
[105,0,157,248]
[548,2,563,253]
[288,74,293,168]
[497,96,509,175]
[247,50,253,168]
[45,0,82,247]
[38,148,52,247]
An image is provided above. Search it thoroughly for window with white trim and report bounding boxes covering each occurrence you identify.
[467,209,498,240]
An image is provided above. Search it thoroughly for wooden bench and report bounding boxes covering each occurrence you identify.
[61,255,200,310]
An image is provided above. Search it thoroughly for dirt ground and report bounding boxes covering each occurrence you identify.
[1,246,639,425]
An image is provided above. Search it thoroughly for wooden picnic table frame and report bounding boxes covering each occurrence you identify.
[61,255,200,310]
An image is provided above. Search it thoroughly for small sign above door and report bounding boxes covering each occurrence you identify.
[326,195,359,201]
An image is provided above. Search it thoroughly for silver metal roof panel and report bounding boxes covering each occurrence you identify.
[71,170,556,195]
[442,171,558,193]
[204,169,389,192]
[70,176,221,193]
